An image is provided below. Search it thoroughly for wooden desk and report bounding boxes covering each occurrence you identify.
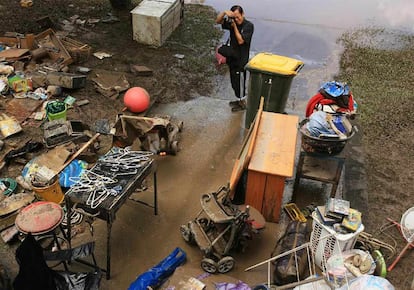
[246,112,299,222]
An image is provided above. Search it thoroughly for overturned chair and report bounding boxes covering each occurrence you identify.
[13,233,101,290]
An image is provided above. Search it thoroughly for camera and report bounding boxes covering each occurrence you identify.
[227,16,235,23]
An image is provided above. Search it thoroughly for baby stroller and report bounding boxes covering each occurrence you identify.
[180,185,256,274]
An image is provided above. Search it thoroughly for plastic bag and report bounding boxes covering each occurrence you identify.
[215,281,251,290]
[216,46,227,65]
[128,248,186,290]
[337,275,394,290]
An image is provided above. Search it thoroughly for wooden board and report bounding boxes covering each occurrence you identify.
[261,175,285,222]
[248,112,299,177]
[0,193,35,217]
[229,97,264,197]
[244,170,266,212]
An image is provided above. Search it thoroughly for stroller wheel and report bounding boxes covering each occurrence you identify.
[201,258,217,273]
[217,256,235,273]
[180,224,193,243]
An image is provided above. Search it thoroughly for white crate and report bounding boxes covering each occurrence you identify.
[310,211,364,270]
[131,0,183,47]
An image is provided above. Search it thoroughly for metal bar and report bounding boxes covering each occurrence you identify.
[153,170,158,215]
[106,218,112,280]
[245,242,311,271]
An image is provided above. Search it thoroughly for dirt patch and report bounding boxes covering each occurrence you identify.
[0,0,223,281]
[0,1,222,171]
[337,28,414,289]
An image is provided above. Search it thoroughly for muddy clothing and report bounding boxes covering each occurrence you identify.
[222,18,254,99]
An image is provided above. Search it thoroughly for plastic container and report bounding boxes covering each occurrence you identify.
[32,177,64,204]
[46,101,67,121]
[310,211,364,270]
[244,53,304,128]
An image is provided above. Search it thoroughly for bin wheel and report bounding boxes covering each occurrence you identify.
[171,141,179,155]
[201,258,217,274]
[217,256,235,273]
[178,121,184,132]
[180,224,193,244]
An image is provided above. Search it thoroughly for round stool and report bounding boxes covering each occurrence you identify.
[15,201,64,235]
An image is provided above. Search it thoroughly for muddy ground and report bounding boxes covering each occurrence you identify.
[1,0,414,289]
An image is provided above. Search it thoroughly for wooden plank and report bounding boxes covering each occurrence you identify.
[245,171,266,212]
[0,211,18,232]
[229,97,264,197]
[248,112,299,177]
[1,225,18,243]
[262,175,285,222]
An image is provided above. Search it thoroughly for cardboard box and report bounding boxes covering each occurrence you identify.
[131,0,183,47]
[46,72,86,89]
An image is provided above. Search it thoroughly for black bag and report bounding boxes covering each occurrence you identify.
[218,40,233,58]
[271,221,310,286]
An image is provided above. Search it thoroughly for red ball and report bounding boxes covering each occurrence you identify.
[123,87,150,113]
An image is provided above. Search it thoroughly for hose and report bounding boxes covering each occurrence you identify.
[0,177,18,196]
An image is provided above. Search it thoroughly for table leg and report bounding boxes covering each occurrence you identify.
[330,158,345,198]
[65,199,72,249]
[292,152,305,202]
[153,171,158,215]
[106,219,112,280]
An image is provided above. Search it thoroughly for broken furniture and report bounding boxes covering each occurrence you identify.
[34,28,73,67]
[292,151,345,201]
[245,112,299,223]
[131,0,184,47]
[43,119,86,148]
[113,114,182,155]
[65,149,158,279]
[43,241,102,290]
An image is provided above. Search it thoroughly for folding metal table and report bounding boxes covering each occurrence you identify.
[65,158,157,279]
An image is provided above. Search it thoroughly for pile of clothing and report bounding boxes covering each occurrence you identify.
[304,81,356,139]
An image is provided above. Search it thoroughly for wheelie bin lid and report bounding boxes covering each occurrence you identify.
[245,52,304,76]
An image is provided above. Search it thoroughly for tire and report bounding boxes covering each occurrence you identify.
[201,258,217,274]
[217,256,235,273]
[171,141,179,155]
[180,224,193,243]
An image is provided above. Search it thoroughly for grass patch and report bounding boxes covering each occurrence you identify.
[337,28,414,145]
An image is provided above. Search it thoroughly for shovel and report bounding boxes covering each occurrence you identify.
[55,119,113,175]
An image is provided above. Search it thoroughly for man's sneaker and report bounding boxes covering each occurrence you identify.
[229,100,241,107]
[229,96,247,107]
[231,100,246,112]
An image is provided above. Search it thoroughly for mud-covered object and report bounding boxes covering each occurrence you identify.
[4,141,43,165]
[271,221,309,286]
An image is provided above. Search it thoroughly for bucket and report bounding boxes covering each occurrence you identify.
[32,177,64,204]
[46,101,67,121]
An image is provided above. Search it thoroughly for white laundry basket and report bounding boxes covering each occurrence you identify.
[310,211,364,270]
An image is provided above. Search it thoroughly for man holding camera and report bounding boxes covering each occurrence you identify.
[216,5,254,112]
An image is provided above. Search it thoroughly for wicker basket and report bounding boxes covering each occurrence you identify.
[60,37,91,63]
[299,118,356,155]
